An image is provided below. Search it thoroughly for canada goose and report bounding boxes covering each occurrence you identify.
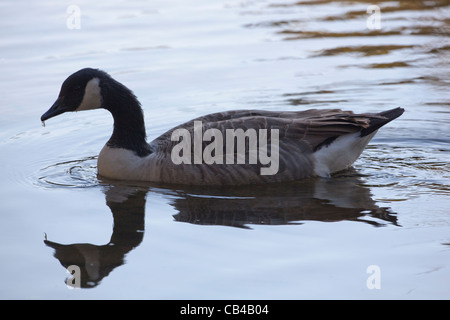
[41,68,404,185]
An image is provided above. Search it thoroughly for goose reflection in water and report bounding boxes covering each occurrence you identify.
[44,186,147,288]
[44,171,397,288]
[171,171,397,228]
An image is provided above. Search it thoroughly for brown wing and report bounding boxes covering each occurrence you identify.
[149,108,401,185]
[152,108,373,152]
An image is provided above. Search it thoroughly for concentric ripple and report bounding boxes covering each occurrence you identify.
[36,156,100,189]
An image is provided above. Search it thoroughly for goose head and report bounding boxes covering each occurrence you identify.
[42,68,150,157]
[41,68,107,121]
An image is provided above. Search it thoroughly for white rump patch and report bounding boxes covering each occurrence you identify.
[77,78,101,111]
[313,131,376,177]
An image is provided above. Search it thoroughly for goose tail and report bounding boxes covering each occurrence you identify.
[313,107,404,177]
[360,107,404,137]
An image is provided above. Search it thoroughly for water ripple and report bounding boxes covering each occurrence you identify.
[36,156,100,189]
[357,144,450,198]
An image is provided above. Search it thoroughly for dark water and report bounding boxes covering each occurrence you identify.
[0,0,449,299]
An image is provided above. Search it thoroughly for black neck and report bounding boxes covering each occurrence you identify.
[100,76,152,157]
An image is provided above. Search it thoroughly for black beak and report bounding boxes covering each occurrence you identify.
[41,98,68,122]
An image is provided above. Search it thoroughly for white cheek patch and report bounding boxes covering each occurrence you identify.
[77,78,102,111]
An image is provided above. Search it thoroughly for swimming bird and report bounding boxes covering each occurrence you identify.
[41,68,404,185]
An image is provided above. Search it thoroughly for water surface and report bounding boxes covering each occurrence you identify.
[0,0,449,299]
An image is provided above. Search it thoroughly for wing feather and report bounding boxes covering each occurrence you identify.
[149,108,399,184]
